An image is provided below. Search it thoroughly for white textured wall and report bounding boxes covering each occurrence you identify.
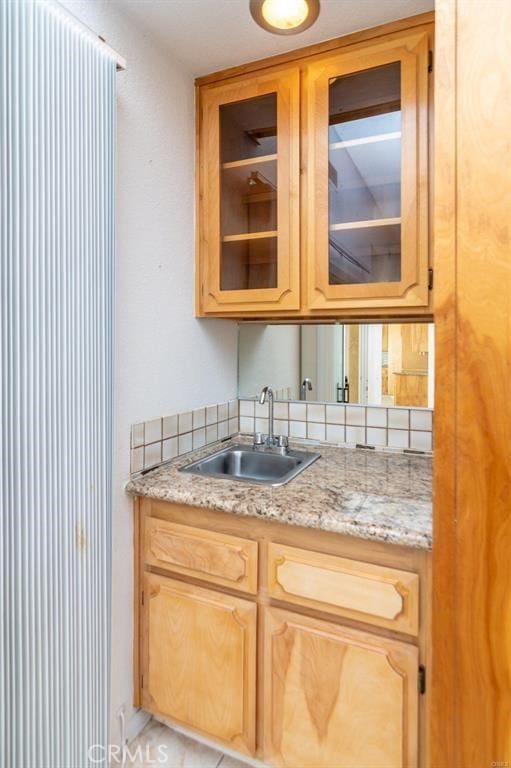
[62,0,238,746]
[238,325,301,399]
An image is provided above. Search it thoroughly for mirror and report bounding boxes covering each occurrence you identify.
[238,323,434,408]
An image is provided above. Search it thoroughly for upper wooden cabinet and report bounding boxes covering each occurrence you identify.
[198,68,301,314]
[305,31,430,312]
[196,16,433,319]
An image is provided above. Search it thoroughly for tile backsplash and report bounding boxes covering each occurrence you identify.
[130,399,239,473]
[239,399,433,454]
[131,397,433,475]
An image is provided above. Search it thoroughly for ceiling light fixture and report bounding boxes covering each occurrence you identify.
[250,0,320,35]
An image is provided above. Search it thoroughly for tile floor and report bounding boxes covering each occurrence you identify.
[125,719,248,768]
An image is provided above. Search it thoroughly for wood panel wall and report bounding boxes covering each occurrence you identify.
[431,0,511,764]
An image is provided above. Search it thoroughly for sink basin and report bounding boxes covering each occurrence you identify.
[180,443,320,486]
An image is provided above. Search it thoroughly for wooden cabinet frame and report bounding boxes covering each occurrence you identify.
[134,497,431,765]
[198,68,300,314]
[304,32,430,311]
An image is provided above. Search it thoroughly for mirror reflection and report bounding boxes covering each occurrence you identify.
[238,323,434,408]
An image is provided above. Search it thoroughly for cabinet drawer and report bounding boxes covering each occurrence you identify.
[268,542,419,635]
[145,517,258,594]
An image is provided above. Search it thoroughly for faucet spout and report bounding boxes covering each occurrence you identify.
[258,386,275,445]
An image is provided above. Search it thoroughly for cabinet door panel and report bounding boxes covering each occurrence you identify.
[305,32,429,311]
[141,573,256,755]
[263,606,418,767]
[199,69,300,314]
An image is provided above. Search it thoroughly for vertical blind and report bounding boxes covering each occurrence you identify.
[1,2,117,766]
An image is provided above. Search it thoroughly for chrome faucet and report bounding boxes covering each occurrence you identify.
[301,378,313,400]
[255,386,288,454]
[259,385,275,444]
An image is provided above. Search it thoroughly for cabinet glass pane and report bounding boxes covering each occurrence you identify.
[221,159,277,237]
[220,237,277,291]
[328,62,401,285]
[220,93,278,291]
[220,93,277,163]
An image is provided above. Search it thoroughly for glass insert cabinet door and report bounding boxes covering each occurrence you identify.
[199,69,300,313]
[305,32,430,311]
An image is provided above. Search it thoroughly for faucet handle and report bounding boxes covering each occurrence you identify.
[253,431,265,447]
[278,435,289,449]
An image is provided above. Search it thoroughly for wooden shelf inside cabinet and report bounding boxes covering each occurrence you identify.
[329,131,401,151]
[222,231,278,242]
[221,154,277,170]
[329,217,401,231]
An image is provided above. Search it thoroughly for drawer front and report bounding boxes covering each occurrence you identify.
[268,542,419,635]
[145,517,258,594]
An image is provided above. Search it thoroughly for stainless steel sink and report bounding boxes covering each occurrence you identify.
[180,443,320,486]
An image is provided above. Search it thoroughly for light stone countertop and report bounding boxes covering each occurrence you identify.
[126,438,432,550]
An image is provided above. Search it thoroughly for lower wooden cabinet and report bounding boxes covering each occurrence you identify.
[135,499,428,765]
[141,572,257,756]
[263,607,418,768]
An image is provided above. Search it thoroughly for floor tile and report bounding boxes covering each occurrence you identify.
[126,720,223,767]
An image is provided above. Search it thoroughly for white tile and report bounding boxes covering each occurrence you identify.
[307,403,326,423]
[206,404,218,425]
[346,406,365,426]
[239,399,255,417]
[178,411,193,434]
[255,417,269,433]
[366,407,387,428]
[218,420,229,440]
[388,429,409,449]
[228,399,238,419]
[274,401,289,420]
[410,430,432,451]
[228,416,238,436]
[326,424,344,443]
[289,402,307,421]
[239,416,254,433]
[128,720,222,768]
[145,418,162,444]
[410,409,433,431]
[367,427,387,447]
[162,437,178,461]
[217,402,229,422]
[144,441,161,469]
[274,419,289,437]
[345,426,365,444]
[192,428,206,449]
[178,432,193,455]
[307,422,325,441]
[255,401,269,419]
[131,422,145,448]
[289,420,306,438]
[326,404,345,425]
[388,408,409,429]
[205,424,218,444]
[193,407,206,429]
[130,447,144,473]
[162,415,178,439]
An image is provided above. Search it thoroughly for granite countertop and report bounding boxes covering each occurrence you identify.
[126,438,432,550]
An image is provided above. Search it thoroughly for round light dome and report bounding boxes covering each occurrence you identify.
[250,0,320,35]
